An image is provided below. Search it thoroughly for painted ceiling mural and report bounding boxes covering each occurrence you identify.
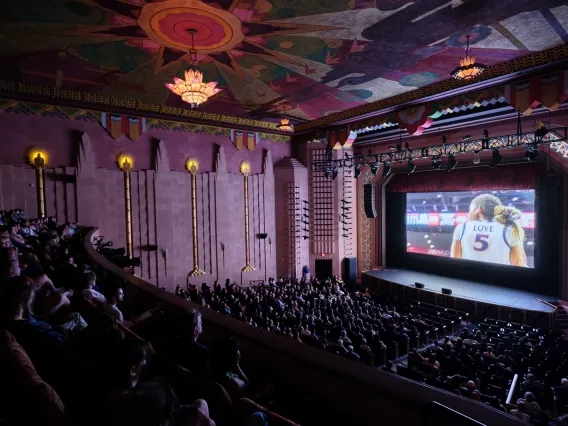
[1,0,567,122]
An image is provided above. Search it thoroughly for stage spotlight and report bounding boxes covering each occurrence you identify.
[482,129,490,149]
[382,162,391,177]
[354,164,362,178]
[370,162,379,176]
[462,135,471,142]
[490,149,502,168]
[324,168,331,179]
[442,136,447,145]
[447,154,458,171]
[473,150,480,165]
[405,142,410,150]
[432,156,442,170]
[331,167,339,180]
[525,147,538,161]
[408,159,416,175]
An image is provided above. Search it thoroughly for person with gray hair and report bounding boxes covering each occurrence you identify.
[509,400,531,423]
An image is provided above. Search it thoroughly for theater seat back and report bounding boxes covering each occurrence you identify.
[0,331,72,426]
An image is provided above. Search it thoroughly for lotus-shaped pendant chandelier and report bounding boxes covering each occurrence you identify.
[165,69,221,108]
[164,29,221,108]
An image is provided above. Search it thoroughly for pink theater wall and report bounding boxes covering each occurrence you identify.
[0,112,290,290]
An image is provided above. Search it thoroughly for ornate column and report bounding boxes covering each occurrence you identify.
[240,160,255,272]
[117,153,134,259]
[29,149,48,218]
[186,157,205,277]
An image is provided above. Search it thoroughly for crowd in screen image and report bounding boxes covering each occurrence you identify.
[406,190,536,268]
[0,209,279,426]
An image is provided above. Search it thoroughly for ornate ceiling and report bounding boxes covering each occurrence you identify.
[1,0,567,123]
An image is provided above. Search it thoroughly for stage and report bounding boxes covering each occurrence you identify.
[362,269,558,328]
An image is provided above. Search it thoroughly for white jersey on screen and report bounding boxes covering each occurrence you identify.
[453,220,519,265]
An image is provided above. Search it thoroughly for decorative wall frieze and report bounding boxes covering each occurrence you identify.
[0,98,291,145]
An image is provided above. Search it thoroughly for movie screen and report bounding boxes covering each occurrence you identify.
[406,190,535,268]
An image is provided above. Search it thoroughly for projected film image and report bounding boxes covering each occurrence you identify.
[406,190,535,268]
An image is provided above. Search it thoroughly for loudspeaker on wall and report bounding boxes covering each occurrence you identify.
[441,288,452,295]
[364,184,377,219]
[343,257,357,283]
[415,282,425,289]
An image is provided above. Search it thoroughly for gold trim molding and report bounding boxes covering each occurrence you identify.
[0,80,282,132]
[295,44,568,132]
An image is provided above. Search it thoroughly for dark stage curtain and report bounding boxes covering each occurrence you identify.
[387,163,544,192]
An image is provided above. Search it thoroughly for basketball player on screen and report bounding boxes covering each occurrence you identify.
[450,194,528,267]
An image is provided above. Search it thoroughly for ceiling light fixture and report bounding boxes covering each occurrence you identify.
[451,35,486,81]
[354,164,362,178]
[370,162,379,176]
[165,29,221,108]
[277,118,294,132]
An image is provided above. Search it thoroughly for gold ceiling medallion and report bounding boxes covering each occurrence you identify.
[165,29,221,108]
[451,35,486,81]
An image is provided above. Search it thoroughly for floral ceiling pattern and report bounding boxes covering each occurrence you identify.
[1,0,567,121]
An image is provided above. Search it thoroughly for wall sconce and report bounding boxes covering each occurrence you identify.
[240,160,255,272]
[186,157,205,277]
[161,247,168,277]
[117,152,134,259]
[28,148,48,218]
[220,241,226,268]
[268,237,272,259]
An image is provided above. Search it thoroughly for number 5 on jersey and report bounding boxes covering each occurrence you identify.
[474,234,490,251]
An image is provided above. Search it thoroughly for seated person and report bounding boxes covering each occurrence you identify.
[210,336,249,404]
[0,276,68,383]
[26,263,88,335]
[26,263,71,316]
[102,286,126,323]
[101,287,155,329]
[509,400,531,423]
[0,226,11,248]
[175,308,210,375]
[91,339,213,426]
[80,271,106,303]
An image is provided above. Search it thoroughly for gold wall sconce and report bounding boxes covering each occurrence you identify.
[186,157,205,277]
[28,148,48,218]
[240,160,255,272]
[117,153,134,259]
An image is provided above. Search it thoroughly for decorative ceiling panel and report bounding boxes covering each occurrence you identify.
[0,0,567,122]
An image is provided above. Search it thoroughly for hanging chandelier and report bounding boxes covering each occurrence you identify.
[165,29,221,108]
[451,35,486,81]
[277,118,294,132]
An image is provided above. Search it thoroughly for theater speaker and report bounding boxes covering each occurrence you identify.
[441,288,452,295]
[415,282,425,289]
[343,257,357,283]
[364,184,377,218]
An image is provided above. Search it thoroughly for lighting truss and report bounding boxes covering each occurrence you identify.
[311,127,568,173]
